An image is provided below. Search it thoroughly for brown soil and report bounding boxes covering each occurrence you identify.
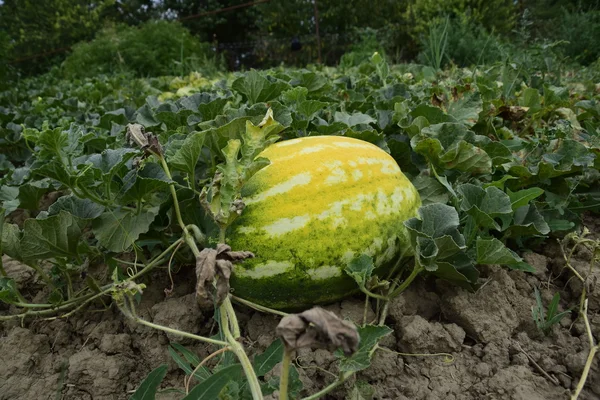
[1,218,599,400]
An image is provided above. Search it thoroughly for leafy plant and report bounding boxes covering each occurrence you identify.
[1,53,599,399]
[531,287,571,336]
[62,20,220,78]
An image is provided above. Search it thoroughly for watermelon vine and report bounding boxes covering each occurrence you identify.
[1,54,599,398]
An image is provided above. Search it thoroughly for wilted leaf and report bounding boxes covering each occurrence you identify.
[277,307,359,355]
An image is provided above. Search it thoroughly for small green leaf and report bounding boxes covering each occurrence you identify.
[345,254,375,287]
[129,364,168,400]
[253,339,284,377]
[1,222,21,260]
[338,325,393,372]
[0,278,22,304]
[182,364,242,400]
[168,344,210,382]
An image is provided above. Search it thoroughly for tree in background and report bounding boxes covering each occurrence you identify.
[0,0,116,75]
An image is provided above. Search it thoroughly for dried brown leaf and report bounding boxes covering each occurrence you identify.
[195,244,254,308]
[276,307,360,356]
[498,106,530,121]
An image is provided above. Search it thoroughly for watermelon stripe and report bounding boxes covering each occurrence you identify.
[228,135,421,310]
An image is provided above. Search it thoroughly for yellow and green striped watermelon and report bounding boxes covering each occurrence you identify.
[228,135,421,310]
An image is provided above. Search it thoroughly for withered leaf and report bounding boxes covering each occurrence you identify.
[497,106,530,121]
[195,243,254,308]
[276,307,360,356]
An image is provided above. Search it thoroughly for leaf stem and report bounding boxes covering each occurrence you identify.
[379,263,424,326]
[123,297,228,347]
[219,302,264,400]
[279,350,292,400]
[184,346,232,394]
[231,295,289,317]
[159,156,188,233]
[300,371,353,400]
[571,299,598,400]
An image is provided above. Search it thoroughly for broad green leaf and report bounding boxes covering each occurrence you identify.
[483,141,513,166]
[345,254,374,287]
[447,91,482,126]
[334,111,376,128]
[438,140,492,174]
[520,88,541,112]
[18,180,50,210]
[409,104,453,124]
[20,211,86,260]
[412,174,449,205]
[338,325,393,373]
[121,163,171,204]
[507,188,544,210]
[182,364,242,400]
[31,160,78,188]
[504,204,550,237]
[232,70,290,104]
[136,104,160,126]
[476,238,535,272]
[253,339,284,377]
[47,195,105,219]
[294,71,328,92]
[405,203,461,240]
[168,131,207,179]
[281,86,308,104]
[75,148,137,176]
[129,364,168,400]
[433,253,479,289]
[297,100,328,119]
[92,208,158,252]
[458,184,512,230]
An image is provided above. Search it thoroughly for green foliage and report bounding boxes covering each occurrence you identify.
[553,9,600,65]
[405,0,518,38]
[0,0,115,75]
[532,287,572,336]
[129,364,168,400]
[62,20,220,78]
[1,53,599,398]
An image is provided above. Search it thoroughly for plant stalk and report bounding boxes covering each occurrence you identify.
[219,302,263,400]
[301,371,353,400]
[279,349,292,400]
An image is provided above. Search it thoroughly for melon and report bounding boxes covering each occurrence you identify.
[227,135,421,310]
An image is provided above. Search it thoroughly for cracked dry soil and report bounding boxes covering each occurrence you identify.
[1,219,599,400]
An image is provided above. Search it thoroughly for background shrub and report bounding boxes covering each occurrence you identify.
[62,20,220,78]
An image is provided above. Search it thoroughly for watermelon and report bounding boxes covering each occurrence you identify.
[227,135,421,310]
